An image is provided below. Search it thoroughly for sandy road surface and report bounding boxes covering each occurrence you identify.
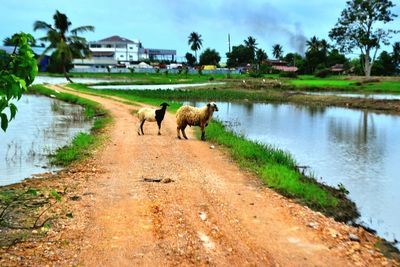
[48,85,393,266]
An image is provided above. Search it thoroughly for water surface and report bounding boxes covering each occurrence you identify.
[0,95,92,186]
[302,91,400,100]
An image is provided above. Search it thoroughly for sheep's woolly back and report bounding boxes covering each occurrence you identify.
[176,105,212,127]
[137,108,156,122]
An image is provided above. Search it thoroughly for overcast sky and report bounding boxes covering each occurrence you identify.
[1,0,399,61]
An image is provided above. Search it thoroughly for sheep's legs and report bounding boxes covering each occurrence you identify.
[200,126,206,141]
[157,121,162,135]
[140,120,145,135]
[137,121,142,135]
[177,124,188,139]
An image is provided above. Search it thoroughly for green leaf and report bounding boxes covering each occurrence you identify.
[66,212,73,219]
[9,103,17,121]
[1,113,8,131]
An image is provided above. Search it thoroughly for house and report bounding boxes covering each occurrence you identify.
[72,35,177,70]
[267,59,298,72]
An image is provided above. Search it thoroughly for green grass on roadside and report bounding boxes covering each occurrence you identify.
[49,133,97,165]
[29,84,111,166]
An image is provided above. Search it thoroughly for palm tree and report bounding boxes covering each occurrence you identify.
[188,32,203,63]
[306,36,330,54]
[272,44,283,60]
[244,36,258,62]
[34,10,94,82]
[256,48,267,64]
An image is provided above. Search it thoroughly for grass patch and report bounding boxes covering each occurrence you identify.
[204,120,358,222]
[49,133,97,165]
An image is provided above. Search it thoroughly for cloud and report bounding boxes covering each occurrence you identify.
[162,0,307,54]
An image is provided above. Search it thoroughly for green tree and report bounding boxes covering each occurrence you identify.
[34,10,94,82]
[272,44,283,60]
[329,0,398,77]
[199,48,221,66]
[283,53,305,72]
[244,36,258,62]
[226,45,253,68]
[0,33,37,131]
[187,32,203,63]
[393,42,400,73]
[255,49,268,65]
[3,34,38,47]
[185,52,196,67]
[304,36,330,74]
[372,50,396,76]
[326,49,348,68]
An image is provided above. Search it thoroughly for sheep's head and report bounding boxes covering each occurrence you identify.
[207,102,219,112]
[160,102,170,108]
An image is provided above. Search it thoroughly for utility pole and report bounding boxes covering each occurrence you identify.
[228,34,231,53]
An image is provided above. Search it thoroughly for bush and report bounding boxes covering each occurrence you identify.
[314,68,332,78]
[259,63,272,74]
[279,71,298,78]
[248,69,262,78]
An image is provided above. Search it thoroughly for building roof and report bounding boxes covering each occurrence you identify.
[98,35,135,44]
[272,65,298,72]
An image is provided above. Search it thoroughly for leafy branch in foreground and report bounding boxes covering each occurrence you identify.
[0,32,37,131]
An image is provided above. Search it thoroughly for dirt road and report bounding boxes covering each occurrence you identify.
[41,85,394,266]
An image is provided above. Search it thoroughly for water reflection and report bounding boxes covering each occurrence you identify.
[186,101,400,246]
[0,95,92,186]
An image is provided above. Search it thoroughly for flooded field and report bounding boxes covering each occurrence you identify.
[0,95,92,186]
[302,91,400,100]
[33,75,117,85]
[188,101,400,247]
[90,82,225,90]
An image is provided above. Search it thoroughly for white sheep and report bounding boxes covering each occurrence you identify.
[137,102,169,136]
[176,102,219,140]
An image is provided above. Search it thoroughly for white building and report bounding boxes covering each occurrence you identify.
[72,35,177,70]
[89,35,145,63]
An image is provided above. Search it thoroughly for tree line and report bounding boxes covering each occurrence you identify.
[184,0,399,77]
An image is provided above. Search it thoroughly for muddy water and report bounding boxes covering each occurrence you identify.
[0,95,92,186]
[188,101,400,246]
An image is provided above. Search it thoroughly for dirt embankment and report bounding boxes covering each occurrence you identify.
[0,85,398,266]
